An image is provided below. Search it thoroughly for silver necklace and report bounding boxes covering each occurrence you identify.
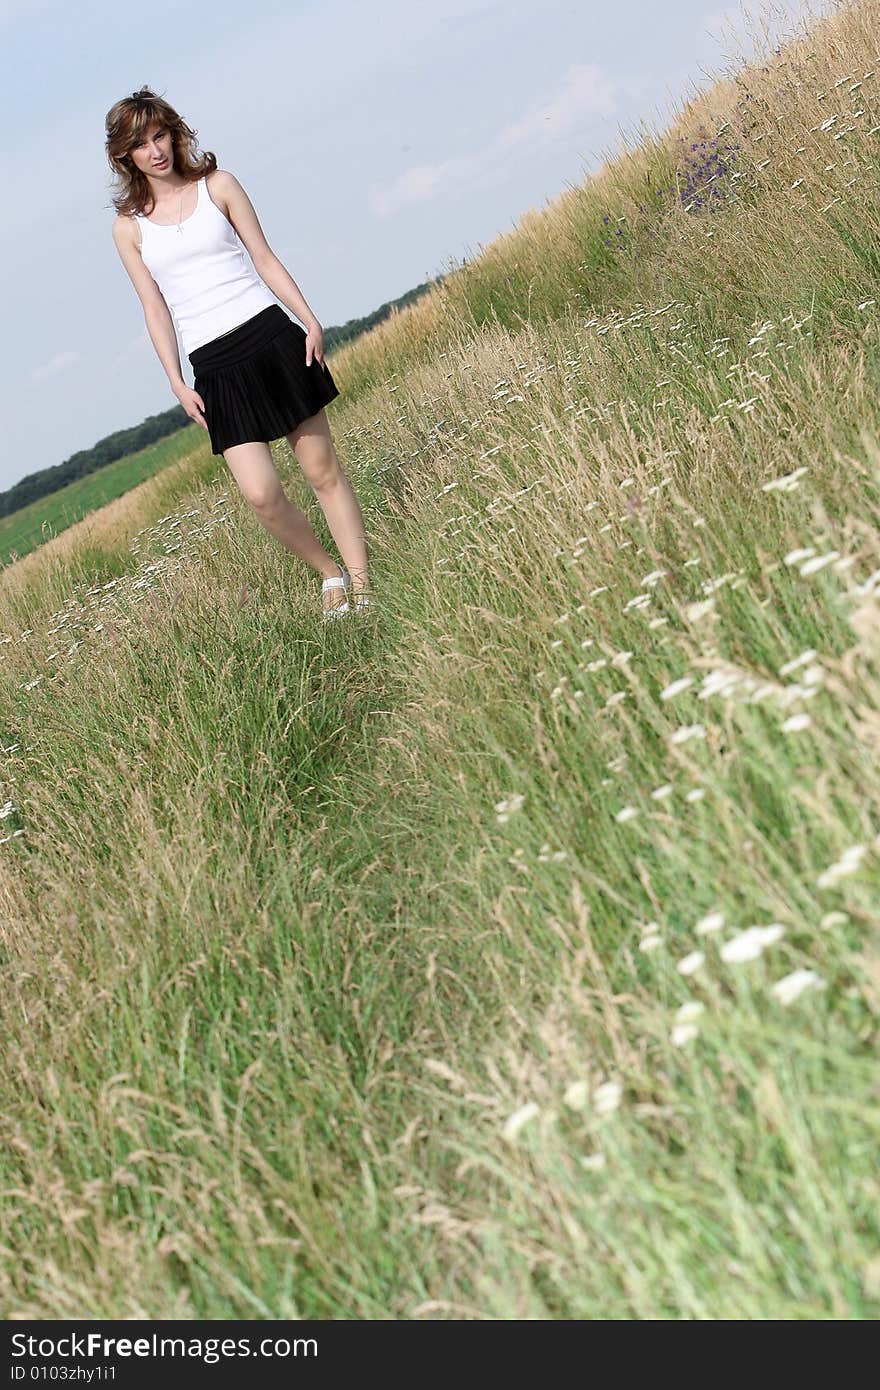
[145,186,185,231]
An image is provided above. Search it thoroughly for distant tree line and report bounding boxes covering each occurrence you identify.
[324,275,445,349]
[0,406,192,519]
[0,273,447,520]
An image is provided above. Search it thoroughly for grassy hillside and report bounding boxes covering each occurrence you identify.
[1,0,878,1318]
[0,425,210,568]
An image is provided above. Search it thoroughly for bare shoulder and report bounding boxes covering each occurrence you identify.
[207,168,238,191]
[205,167,239,201]
[206,169,255,225]
[112,212,138,247]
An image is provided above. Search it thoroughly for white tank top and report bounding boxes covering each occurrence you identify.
[135,175,279,356]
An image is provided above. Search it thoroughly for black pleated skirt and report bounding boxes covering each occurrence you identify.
[188,304,341,457]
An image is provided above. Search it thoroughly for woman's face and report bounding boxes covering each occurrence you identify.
[128,121,174,179]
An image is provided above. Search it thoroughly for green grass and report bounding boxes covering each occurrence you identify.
[0,424,206,566]
[0,0,879,1319]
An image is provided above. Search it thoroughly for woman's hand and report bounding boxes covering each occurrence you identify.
[304,320,327,369]
[175,383,208,429]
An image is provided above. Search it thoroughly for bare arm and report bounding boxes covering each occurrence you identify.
[144,301,187,393]
[207,170,325,348]
[111,216,207,427]
[255,256,319,333]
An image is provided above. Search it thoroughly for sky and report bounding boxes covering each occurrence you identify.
[0,0,840,489]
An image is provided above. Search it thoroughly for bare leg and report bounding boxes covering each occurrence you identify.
[286,409,371,602]
[222,438,349,611]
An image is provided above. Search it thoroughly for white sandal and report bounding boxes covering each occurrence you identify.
[322,564,351,621]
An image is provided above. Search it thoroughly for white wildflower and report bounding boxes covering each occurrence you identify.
[661,676,695,700]
[594,1081,623,1115]
[503,1101,540,1142]
[702,572,737,595]
[699,669,741,700]
[495,792,525,823]
[651,784,674,800]
[695,909,725,936]
[778,649,817,676]
[800,550,840,576]
[817,843,866,889]
[771,968,827,1006]
[671,1022,699,1047]
[684,788,706,803]
[820,910,848,930]
[563,1080,589,1111]
[686,598,716,622]
[675,1000,705,1024]
[784,547,816,566]
[749,682,778,703]
[720,923,785,963]
[670,723,707,745]
[762,466,809,493]
[580,1152,607,1171]
[782,712,812,732]
[615,806,639,823]
[677,950,705,976]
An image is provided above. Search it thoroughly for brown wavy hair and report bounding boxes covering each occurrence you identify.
[105,85,217,218]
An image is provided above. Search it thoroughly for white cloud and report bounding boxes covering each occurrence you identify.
[28,351,81,386]
[371,61,616,217]
[370,156,468,218]
[499,63,616,147]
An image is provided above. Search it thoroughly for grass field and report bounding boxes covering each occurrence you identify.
[1,0,878,1319]
[0,425,207,568]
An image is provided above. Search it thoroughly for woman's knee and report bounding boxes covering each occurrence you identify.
[248,480,288,512]
[222,441,287,511]
[303,455,342,493]
[291,437,342,492]
[286,412,338,488]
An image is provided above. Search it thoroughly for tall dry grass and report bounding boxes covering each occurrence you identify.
[1,0,878,1318]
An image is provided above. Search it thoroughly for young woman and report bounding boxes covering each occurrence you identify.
[106,86,371,620]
